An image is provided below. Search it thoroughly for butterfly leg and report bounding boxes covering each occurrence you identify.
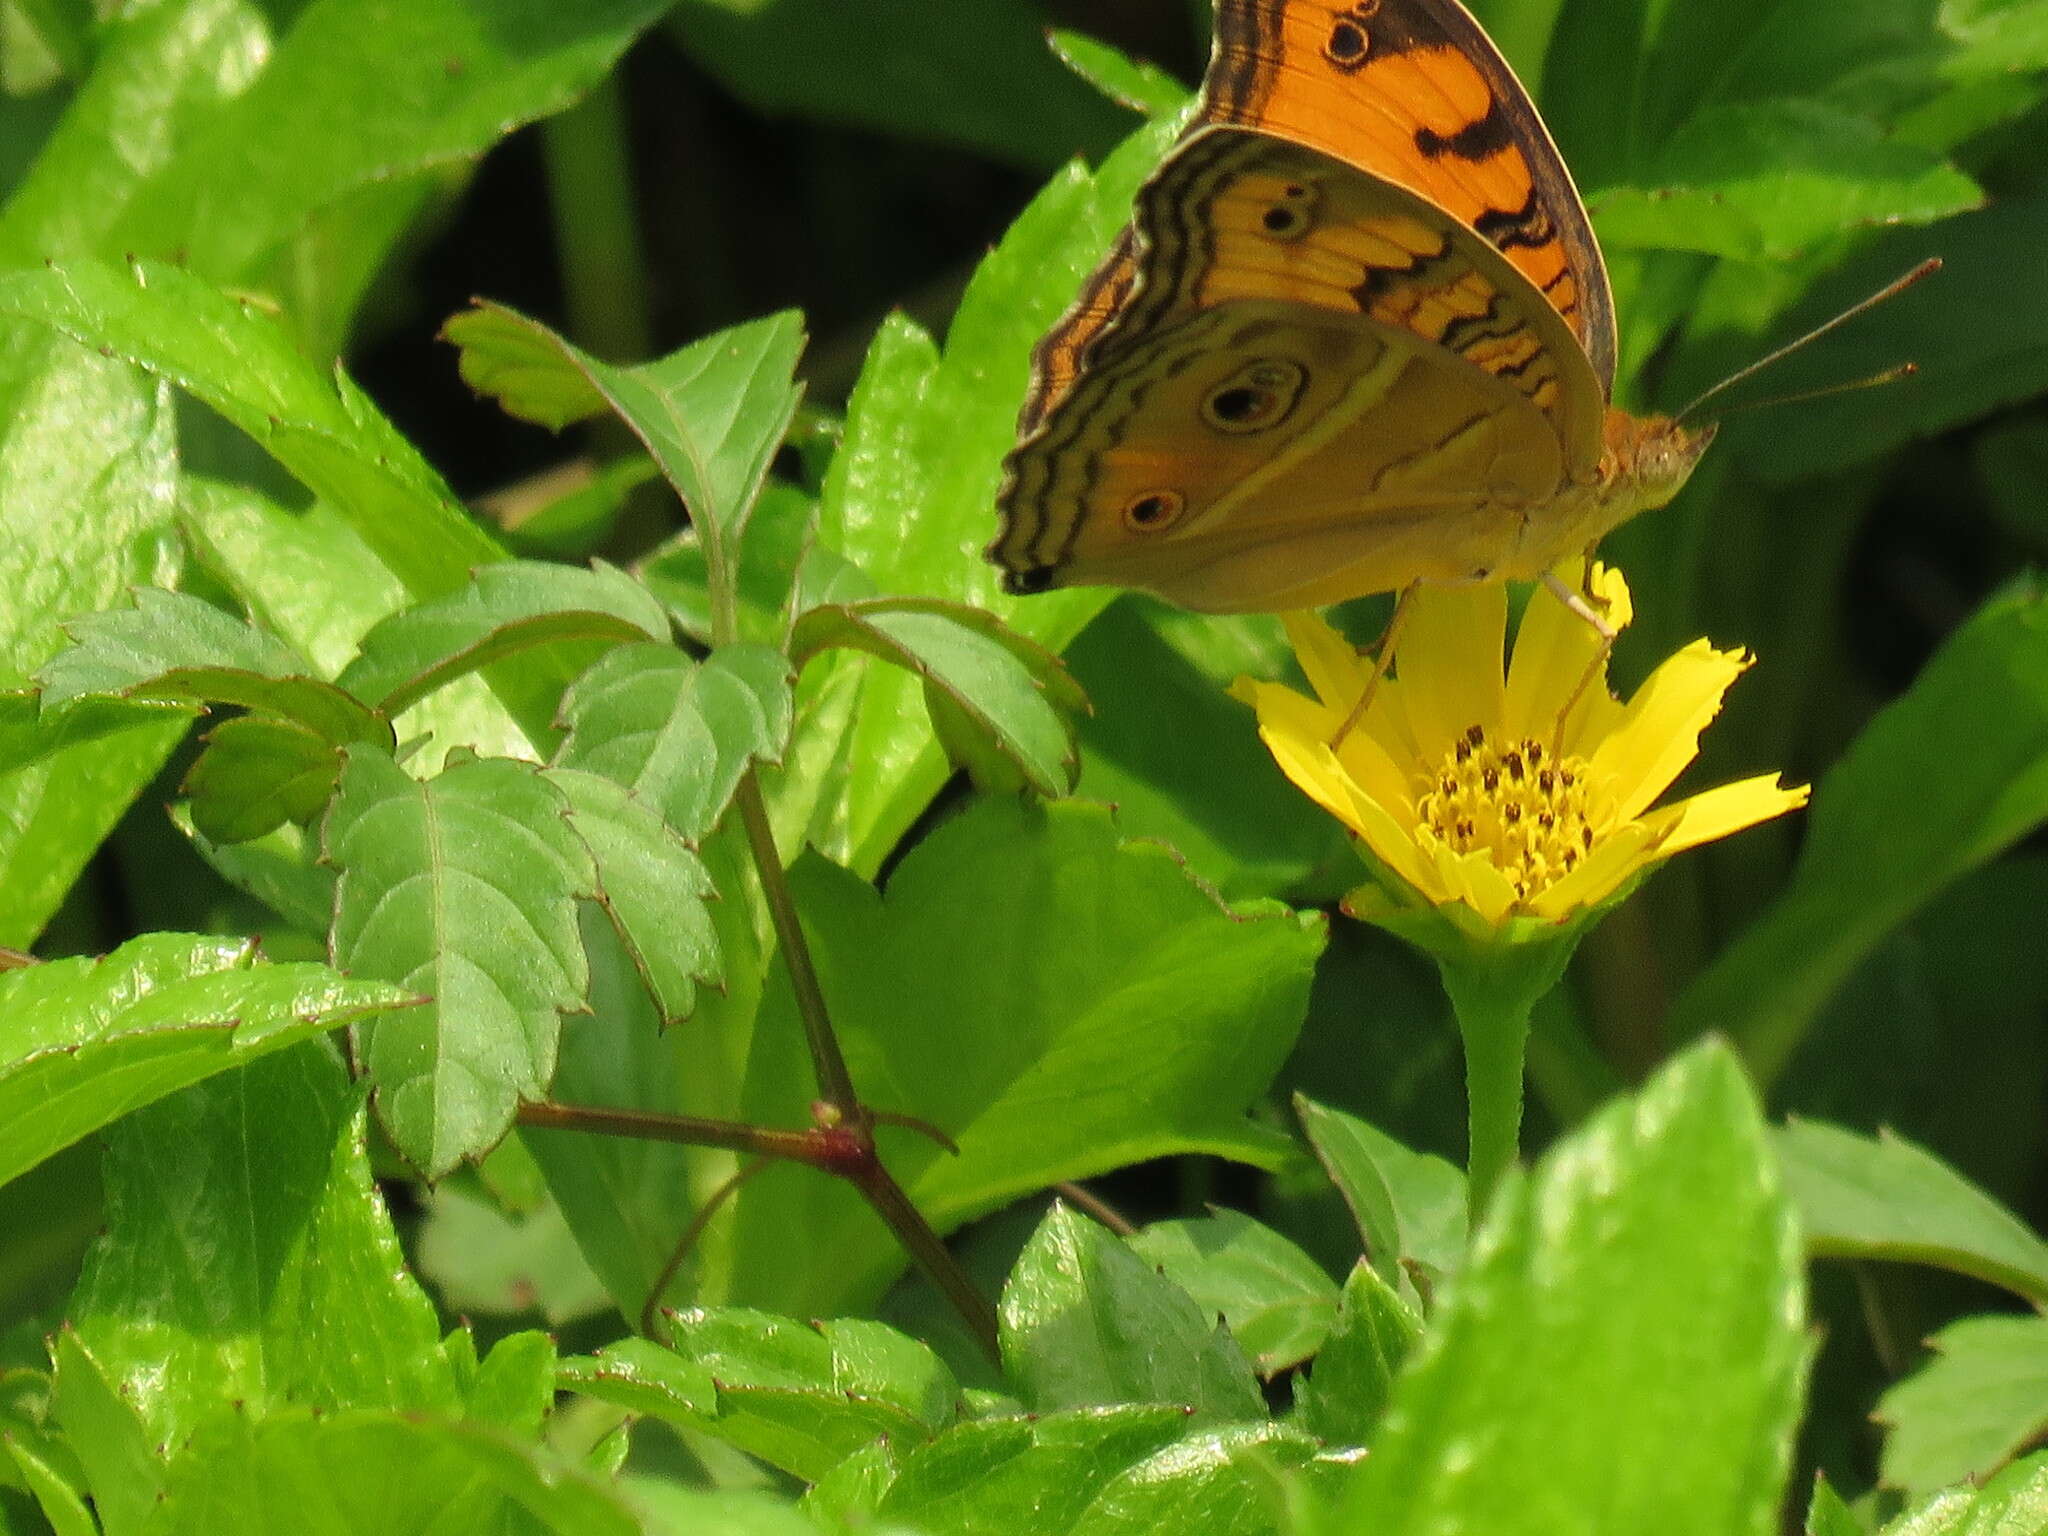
[1542,568,1616,752]
[1330,580,1421,750]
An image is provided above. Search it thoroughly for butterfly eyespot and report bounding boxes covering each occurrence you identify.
[1324,18,1369,68]
[1202,359,1307,434]
[1259,183,1319,240]
[1122,491,1187,532]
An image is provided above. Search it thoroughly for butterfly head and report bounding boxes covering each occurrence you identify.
[1605,410,1716,517]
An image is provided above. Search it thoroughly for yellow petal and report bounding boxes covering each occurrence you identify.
[1281,610,1367,715]
[1589,639,1752,824]
[1393,583,1508,765]
[1526,822,1658,921]
[1260,724,1440,898]
[1504,566,1628,753]
[1253,683,1414,815]
[1418,828,1519,926]
[1638,774,1810,857]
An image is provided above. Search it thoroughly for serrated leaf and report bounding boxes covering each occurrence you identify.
[39,587,307,704]
[1677,584,2048,1082]
[719,799,1323,1317]
[554,641,792,844]
[453,302,803,566]
[545,767,720,1027]
[1884,1453,2048,1535]
[0,933,410,1187]
[1294,1261,1423,1449]
[326,750,593,1176]
[1126,1211,1341,1376]
[1878,1315,2048,1497]
[1295,1095,1467,1286]
[1776,1120,2048,1305]
[1337,1045,1805,1536]
[442,304,607,429]
[873,1407,1194,1536]
[334,558,670,745]
[184,715,345,844]
[565,1312,957,1482]
[1001,1204,1266,1426]
[0,260,501,600]
[1068,1421,1321,1536]
[790,600,1083,798]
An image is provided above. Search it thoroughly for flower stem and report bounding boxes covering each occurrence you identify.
[1435,937,1575,1228]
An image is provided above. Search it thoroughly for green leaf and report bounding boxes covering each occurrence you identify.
[547,768,720,1027]
[1337,1044,1805,1535]
[1877,1315,2048,1497]
[790,600,1084,798]
[1591,100,1981,262]
[0,260,502,600]
[1676,584,2048,1083]
[39,587,308,706]
[1776,1120,2048,1305]
[334,558,669,742]
[0,341,185,948]
[0,934,409,1188]
[0,692,192,779]
[1884,1453,2048,1535]
[668,0,1136,172]
[720,798,1323,1316]
[441,304,607,430]
[1294,1095,1467,1286]
[1807,1474,1868,1536]
[183,715,347,844]
[872,1407,1195,1536]
[1067,1422,1322,1536]
[1293,1261,1423,1449]
[4,1434,94,1536]
[144,1409,649,1536]
[415,1186,611,1327]
[642,480,818,648]
[178,817,337,939]
[553,641,792,844]
[453,303,804,568]
[1047,31,1194,118]
[1002,1204,1266,1425]
[62,1047,464,1466]
[326,750,594,1176]
[564,1313,957,1482]
[803,113,1183,873]
[1126,1211,1341,1376]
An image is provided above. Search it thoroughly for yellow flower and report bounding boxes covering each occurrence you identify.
[1233,566,1807,934]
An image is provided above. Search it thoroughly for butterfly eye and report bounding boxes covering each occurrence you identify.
[1202,359,1307,434]
[1122,491,1187,533]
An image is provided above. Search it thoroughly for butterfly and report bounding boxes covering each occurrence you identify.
[989,0,1714,616]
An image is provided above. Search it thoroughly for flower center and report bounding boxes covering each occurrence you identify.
[1415,725,1596,900]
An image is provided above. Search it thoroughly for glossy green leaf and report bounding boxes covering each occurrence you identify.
[546,768,720,1027]
[1002,1204,1265,1425]
[1885,1453,2048,1536]
[1777,1120,2048,1305]
[1338,1045,1805,1535]
[337,560,668,719]
[0,259,501,600]
[0,692,192,779]
[1676,584,2048,1083]
[1126,1211,1340,1376]
[1295,1094,1466,1286]
[1047,31,1193,118]
[719,798,1323,1316]
[0,934,409,1188]
[790,600,1084,799]
[326,750,593,1176]
[1293,1261,1423,1449]
[1877,1315,2048,1497]
[802,113,1182,874]
[553,641,792,844]
[454,303,804,566]
[668,0,1135,172]
[1067,1422,1322,1536]
[564,1313,956,1482]
[873,1407,1194,1536]
[4,1433,94,1536]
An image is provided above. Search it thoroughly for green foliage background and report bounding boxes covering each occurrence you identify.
[1,0,2047,1532]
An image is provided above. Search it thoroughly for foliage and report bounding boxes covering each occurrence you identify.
[1,0,2045,1531]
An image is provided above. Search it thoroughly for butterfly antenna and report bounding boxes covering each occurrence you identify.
[1704,362,1921,420]
[1675,257,1942,424]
